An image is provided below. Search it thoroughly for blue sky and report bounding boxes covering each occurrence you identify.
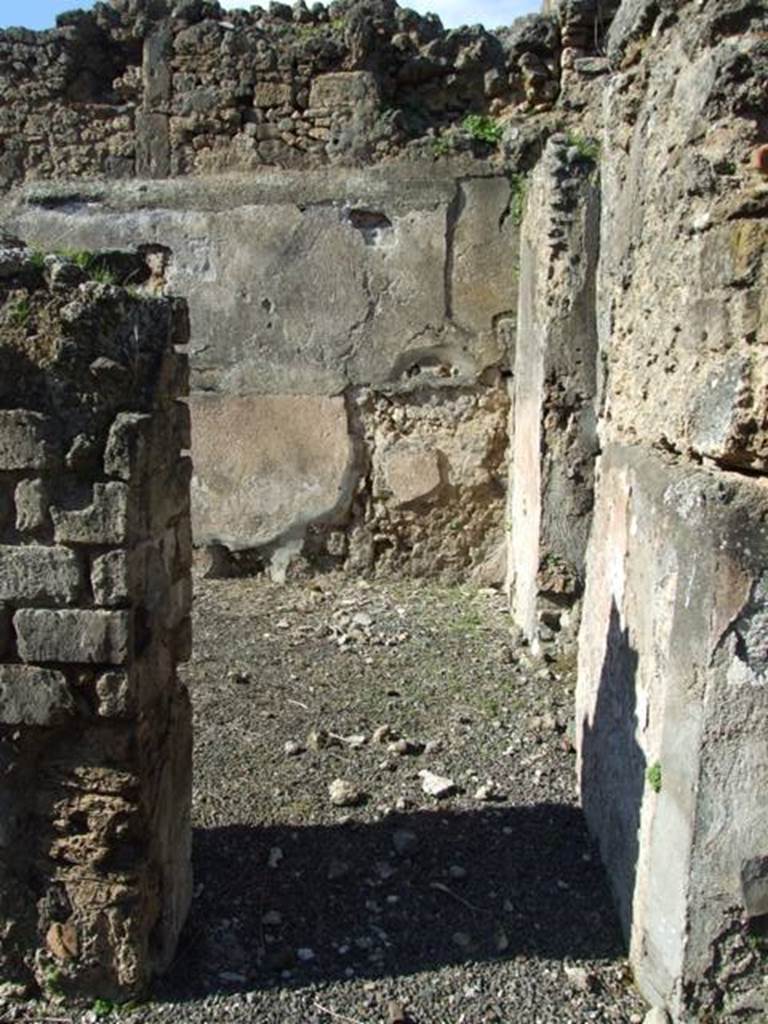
[1,0,541,31]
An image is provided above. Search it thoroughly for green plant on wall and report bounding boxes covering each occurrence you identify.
[565,132,600,164]
[461,114,503,146]
[431,130,456,157]
[8,297,31,327]
[89,263,118,286]
[646,761,662,794]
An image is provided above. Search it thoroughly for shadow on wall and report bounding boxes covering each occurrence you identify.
[155,804,626,1001]
[580,602,645,942]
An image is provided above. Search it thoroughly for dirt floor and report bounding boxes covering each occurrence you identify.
[13,574,647,1024]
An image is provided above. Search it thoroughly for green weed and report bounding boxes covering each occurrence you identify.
[92,998,116,1018]
[432,132,455,157]
[89,263,118,286]
[8,297,31,327]
[565,132,600,163]
[461,114,503,146]
[646,761,662,794]
[28,249,46,271]
[41,964,64,998]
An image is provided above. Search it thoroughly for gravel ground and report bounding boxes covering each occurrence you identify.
[15,574,647,1024]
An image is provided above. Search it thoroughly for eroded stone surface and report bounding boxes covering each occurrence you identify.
[571,3,768,1018]
[0,545,82,606]
[5,170,518,573]
[190,393,355,565]
[577,446,768,1020]
[0,248,193,1002]
[0,411,58,471]
[0,665,75,726]
[507,136,599,645]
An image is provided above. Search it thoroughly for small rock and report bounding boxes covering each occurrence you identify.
[388,738,425,756]
[564,964,596,992]
[474,781,503,802]
[448,864,467,880]
[541,711,558,732]
[284,740,305,756]
[329,778,364,807]
[419,769,457,798]
[297,947,315,962]
[424,739,443,754]
[452,931,472,949]
[373,724,397,743]
[308,727,342,751]
[386,1000,411,1024]
[342,733,368,748]
[46,921,79,960]
[392,829,419,856]
[643,1010,672,1024]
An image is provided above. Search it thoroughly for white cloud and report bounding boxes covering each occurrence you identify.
[219,0,541,30]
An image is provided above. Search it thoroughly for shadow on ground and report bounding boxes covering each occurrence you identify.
[156,803,625,1000]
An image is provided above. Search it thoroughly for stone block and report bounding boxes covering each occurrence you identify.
[253,81,293,107]
[94,670,134,718]
[104,413,153,481]
[15,608,131,665]
[91,550,130,607]
[14,477,48,532]
[190,394,354,556]
[52,483,132,545]
[0,665,75,726]
[381,444,442,506]
[136,110,170,178]
[309,72,379,110]
[0,411,58,470]
[0,545,82,605]
[576,444,768,1018]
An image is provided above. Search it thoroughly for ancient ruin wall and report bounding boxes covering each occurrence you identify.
[0,0,564,186]
[3,168,518,581]
[572,1,768,1019]
[0,244,193,1000]
[0,0,622,581]
[507,134,599,646]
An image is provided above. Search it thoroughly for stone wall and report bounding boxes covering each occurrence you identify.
[0,243,192,1000]
[569,0,768,1019]
[507,134,599,647]
[0,0,627,581]
[0,0,570,187]
[3,167,518,581]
